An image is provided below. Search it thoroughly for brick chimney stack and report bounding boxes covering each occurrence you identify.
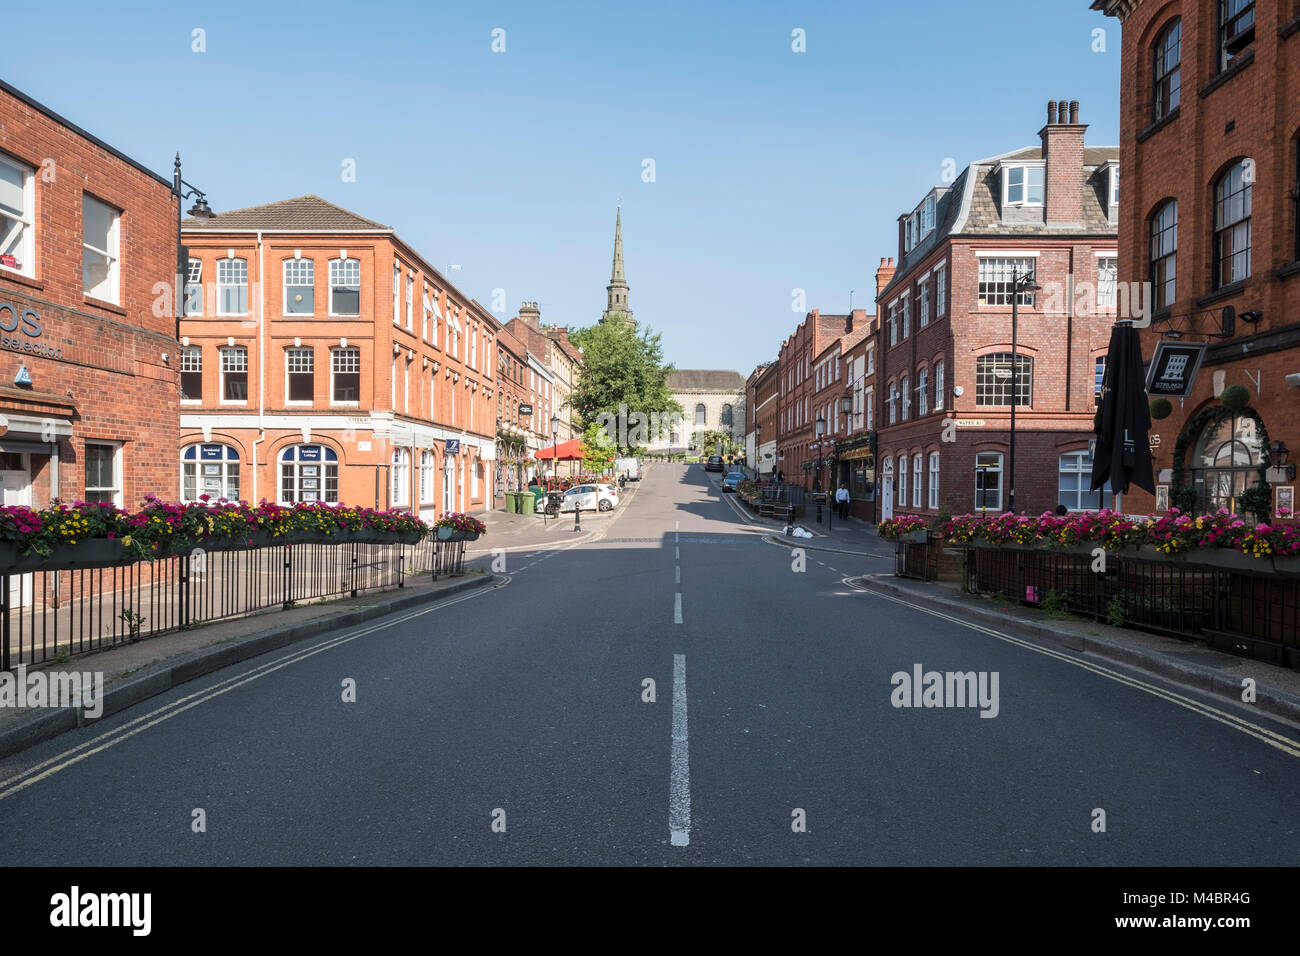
[875,257,896,298]
[1040,98,1087,226]
[519,300,541,329]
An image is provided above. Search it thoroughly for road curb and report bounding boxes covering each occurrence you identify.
[0,573,495,761]
[767,533,891,558]
[852,575,1300,727]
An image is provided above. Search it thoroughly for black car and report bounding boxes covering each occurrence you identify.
[704,455,724,472]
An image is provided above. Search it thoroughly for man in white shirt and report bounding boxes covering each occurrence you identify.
[834,484,850,520]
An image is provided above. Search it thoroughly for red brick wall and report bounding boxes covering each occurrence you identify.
[0,85,179,508]
[1105,0,1300,516]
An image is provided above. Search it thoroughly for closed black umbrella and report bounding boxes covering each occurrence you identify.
[1091,320,1155,497]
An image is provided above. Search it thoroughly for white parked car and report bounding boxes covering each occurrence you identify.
[559,483,619,513]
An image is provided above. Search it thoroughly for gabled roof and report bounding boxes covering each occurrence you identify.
[668,370,747,392]
[182,194,392,231]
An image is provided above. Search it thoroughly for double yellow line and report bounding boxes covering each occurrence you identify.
[0,575,509,802]
[846,577,1300,759]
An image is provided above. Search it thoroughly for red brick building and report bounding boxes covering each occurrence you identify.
[833,317,880,519]
[776,310,855,487]
[0,80,178,512]
[746,361,778,476]
[1091,0,1300,518]
[876,101,1119,519]
[179,196,498,520]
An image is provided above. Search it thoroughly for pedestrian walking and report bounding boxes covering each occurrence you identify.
[835,484,850,520]
[776,469,785,484]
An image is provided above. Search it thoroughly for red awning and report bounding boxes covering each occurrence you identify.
[534,439,585,461]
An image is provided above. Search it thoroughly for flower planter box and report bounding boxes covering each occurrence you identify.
[436,526,454,541]
[1272,556,1300,578]
[0,537,135,573]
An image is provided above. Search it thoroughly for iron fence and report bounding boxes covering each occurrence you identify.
[962,546,1300,667]
[0,537,475,670]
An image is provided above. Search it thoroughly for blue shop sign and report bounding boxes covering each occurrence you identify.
[445,439,461,455]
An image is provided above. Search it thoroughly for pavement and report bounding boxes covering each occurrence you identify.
[0,461,1296,865]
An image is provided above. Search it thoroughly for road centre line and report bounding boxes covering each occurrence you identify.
[669,653,690,847]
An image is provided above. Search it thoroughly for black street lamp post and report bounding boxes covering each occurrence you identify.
[172,155,212,337]
[1007,271,1041,515]
[815,415,826,524]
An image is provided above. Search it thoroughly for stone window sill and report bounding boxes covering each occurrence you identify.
[1195,280,1247,307]
[1198,49,1255,99]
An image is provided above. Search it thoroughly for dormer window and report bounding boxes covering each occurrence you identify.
[1003,163,1045,206]
[1108,163,1119,208]
[903,194,937,252]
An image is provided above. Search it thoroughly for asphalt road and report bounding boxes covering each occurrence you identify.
[0,463,1296,865]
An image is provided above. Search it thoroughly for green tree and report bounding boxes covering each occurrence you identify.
[569,319,681,453]
[580,420,617,474]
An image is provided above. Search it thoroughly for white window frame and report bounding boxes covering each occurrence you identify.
[393,263,401,325]
[934,360,945,411]
[392,448,410,506]
[330,347,361,406]
[181,443,241,503]
[912,452,922,508]
[1058,450,1105,511]
[406,273,414,331]
[898,455,908,507]
[1002,162,1046,207]
[865,386,874,430]
[84,441,123,508]
[1097,255,1118,309]
[217,257,249,316]
[279,445,339,505]
[977,256,1037,307]
[975,452,1003,512]
[419,450,434,502]
[928,452,940,509]
[329,258,361,317]
[917,367,928,416]
[0,152,35,278]
[81,194,120,304]
[219,346,249,405]
[901,374,910,420]
[935,263,947,317]
[901,293,910,339]
[285,347,314,405]
[888,382,897,424]
[180,345,203,404]
[283,258,315,316]
[184,258,204,315]
[919,281,930,328]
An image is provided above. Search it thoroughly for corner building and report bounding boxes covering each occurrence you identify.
[179,196,498,518]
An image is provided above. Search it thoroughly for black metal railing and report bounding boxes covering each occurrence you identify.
[0,536,478,670]
[962,546,1299,665]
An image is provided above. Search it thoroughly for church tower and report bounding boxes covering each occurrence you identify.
[602,205,635,326]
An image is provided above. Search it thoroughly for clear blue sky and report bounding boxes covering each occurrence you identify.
[7,0,1118,374]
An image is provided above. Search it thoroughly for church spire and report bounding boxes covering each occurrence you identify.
[603,203,633,324]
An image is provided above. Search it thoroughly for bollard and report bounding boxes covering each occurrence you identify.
[574,503,582,532]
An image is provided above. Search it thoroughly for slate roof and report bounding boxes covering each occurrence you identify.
[668,370,747,392]
[878,143,1119,303]
[183,195,391,231]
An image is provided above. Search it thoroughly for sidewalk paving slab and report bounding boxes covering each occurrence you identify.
[854,573,1300,727]
[0,569,495,760]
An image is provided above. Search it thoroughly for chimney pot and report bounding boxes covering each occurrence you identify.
[1069,100,1079,124]
[1059,100,1069,124]
[1047,100,1057,124]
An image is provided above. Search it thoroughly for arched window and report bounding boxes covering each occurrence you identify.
[917,367,929,416]
[900,374,910,420]
[912,453,922,508]
[720,404,733,428]
[1150,200,1178,309]
[695,403,706,425]
[897,455,908,507]
[279,444,339,504]
[392,448,409,506]
[1213,159,1253,289]
[1192,415,1264,514]
[181,443,240,502]
[975,354,1032,407]
[1152,19,1181,122]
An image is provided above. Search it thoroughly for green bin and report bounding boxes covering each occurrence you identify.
[504,492,518,514]
[519,491,536,515]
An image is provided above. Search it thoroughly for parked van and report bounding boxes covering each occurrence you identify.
[615,457,641,481]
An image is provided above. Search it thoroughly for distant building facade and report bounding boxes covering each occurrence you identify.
[655,370,746,456]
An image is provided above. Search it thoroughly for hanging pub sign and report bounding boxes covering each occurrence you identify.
[1145,341,1207,398]
[445,439,461,455]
